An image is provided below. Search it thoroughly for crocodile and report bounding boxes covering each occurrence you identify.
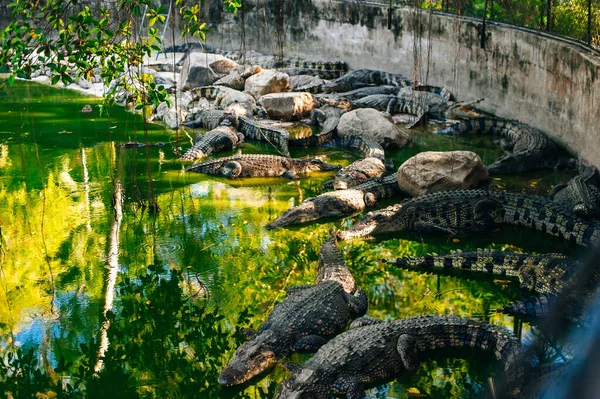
[184,109,291,155]
[192,86,257,116]
[413,85,456,102]
[432,118,560,174]
[337,189,600,248]
[322,69,411,93]
[118,141,165,148]
[326,135,386,161]
[275,315,522,399]
[315,230,357,294]
[385,249,580,295]
[385,249,583,320]
[186,154,340,179]
[264,174,402,230]
[183,109,231,130]
[289,106,344,148]
[179,123,244,161]
[243,55,349,79]
[550,160,600,218]
[322,157,387,190]
[218,233,367,386]
[316,85,400,102]
[237,115,291,156]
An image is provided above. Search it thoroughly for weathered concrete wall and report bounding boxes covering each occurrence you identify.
[204,0,600,166]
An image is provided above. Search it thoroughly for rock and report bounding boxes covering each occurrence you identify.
[178,52,238,91]
[244,69,289,98]
[162,107,185,129]
[397,151,488,196]
[289,75,325,90]
[77,77,92,89]
[258,92,315,121]
[337,108,411,148]
[214,65,262,91]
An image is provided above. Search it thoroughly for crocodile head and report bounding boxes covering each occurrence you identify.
[300,158,341,174]
[488,153,539,174]
[275,368,330,399]
[265,190,367,230]
[337,203,405,240]
[218,330,279,386]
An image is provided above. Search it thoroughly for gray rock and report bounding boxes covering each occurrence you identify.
[214,65,262,91]
[178,53,238,91]
[244,69,289,98]
[258,92,315,121]
[337,108,411,148]
[77,77,92,89]
[397,151,489,196]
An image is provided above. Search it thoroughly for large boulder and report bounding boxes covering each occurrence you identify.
[178,52,238,91]
[397,151,488,196]
[337,108,411,148]
[214,65,262,91]
[258,92,316,121]
[244,69,289,98]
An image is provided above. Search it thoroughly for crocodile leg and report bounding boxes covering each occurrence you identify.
[397,334,419,371]
[332,377,365,399]
[472,199,502,232]
[344,288,369,316]
[293,335,328,352]
[221,161,243,178]
[282,170,300,180]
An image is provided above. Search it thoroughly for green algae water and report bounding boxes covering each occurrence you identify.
[0,81,579,398]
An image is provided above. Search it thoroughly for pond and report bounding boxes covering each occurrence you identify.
[0,81,581,398]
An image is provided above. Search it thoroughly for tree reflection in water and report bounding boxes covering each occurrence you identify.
[0,81,585,398]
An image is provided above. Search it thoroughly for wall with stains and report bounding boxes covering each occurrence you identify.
[204,0,600,165]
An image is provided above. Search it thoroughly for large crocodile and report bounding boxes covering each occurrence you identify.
[179,123,244,161]
[289,106,344,148]
[384,249,583,319]
[326,135,386,161]
[192,85,258,116]
[183,109,230,130]
[550,160,600,218]
[322,157,387,190]
[186,154,339,179]
[275,315,522,399]
[184,109,291,155]
[218,233,367,386]
[385,249,579,295]
[432,118,560,174]
[337,189,600,248]
[322,69,411,93]
[264,174,402,230]
[237,115,290,156]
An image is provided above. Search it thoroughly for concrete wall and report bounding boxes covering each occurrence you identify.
[203,0,600,166]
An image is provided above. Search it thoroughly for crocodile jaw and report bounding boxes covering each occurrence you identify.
[218,337,277,386]
[265,200,320,230]
[338,203,404,240]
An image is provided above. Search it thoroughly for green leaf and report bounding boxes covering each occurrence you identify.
[7,74,15,86]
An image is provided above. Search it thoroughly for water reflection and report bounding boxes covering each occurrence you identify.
[0,81,583,398]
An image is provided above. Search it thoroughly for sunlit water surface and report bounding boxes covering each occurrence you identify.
[0,81,582,398]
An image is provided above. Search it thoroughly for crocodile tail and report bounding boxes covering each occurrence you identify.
[194,86,228,100]
[408,315,522,393]
[316,230,356,294]
[414,85,456,102]
[497,294,557,318]
[328,136,385,160]
[431,118,503,136]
